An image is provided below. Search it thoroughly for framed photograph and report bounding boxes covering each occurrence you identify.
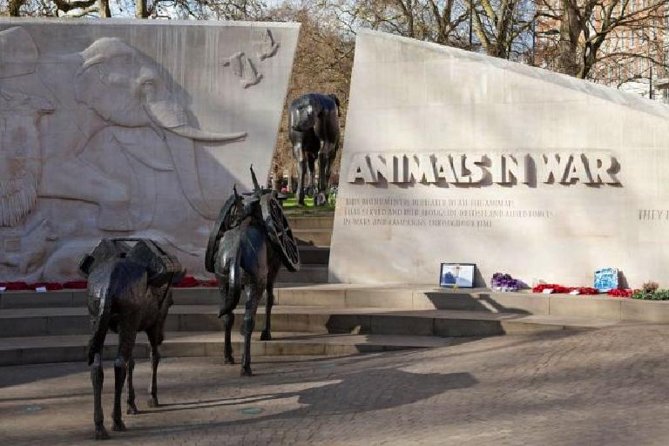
[439,263,476,288]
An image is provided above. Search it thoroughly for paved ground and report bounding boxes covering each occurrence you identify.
[2,323,669,445]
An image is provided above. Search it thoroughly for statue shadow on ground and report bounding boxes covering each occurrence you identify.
[130,363,478,437]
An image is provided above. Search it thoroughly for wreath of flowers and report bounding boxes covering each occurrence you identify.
[0,276,220,292]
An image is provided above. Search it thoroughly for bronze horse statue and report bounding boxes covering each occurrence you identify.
[289,93,341,206]
[80,239,184,440]
[205,167,300,376]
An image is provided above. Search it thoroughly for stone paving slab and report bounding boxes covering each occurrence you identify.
[2,323,669,445]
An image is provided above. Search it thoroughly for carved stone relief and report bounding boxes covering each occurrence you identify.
[0,88,53,227]
[223,28,280,89]
[0,20,299,282]
[224,52,263,89]
[257,29,280,61]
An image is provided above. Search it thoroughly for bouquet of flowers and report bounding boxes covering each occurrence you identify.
[491,273,526,292]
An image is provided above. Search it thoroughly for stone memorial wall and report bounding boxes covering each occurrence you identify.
[329,30,669,287]
[0,19,298,281]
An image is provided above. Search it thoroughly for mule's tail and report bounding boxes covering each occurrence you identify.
[87,291,112,366]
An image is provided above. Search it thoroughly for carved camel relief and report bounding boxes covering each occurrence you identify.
[0,27,247,232]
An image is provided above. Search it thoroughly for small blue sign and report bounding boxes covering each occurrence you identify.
[594,267,618,292]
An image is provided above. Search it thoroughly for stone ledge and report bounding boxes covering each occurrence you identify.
[277,285,669,322]
[3,286,669,322]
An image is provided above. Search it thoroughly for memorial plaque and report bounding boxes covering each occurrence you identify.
[330,30,669,287]
[0,18,299,281]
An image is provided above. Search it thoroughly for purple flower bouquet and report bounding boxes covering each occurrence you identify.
[491,273,526,292]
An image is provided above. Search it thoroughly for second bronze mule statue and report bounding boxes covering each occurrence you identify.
[205,167,300,376]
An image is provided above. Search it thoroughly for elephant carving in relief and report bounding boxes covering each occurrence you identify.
[0,27,247,232]
[67,37,247,229]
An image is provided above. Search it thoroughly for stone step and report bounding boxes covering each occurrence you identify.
[3,285,663,322]
[0,331,452,366]
[278,265,328,283]
[0,305,616,339]
[0,289,228,309]
[298,246,330,265]
[294,229,332,247]
[0,286,299,309]
[287,216,334,230]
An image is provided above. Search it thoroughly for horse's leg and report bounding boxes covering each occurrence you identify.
[112,326,136,432]
[316,145,333,206]
[260,259,280,341]
[293,141,307,205]
[307,153,317,197]
[88,312,110,440]
[126,357,139,414]
[241,282,262,376]
[146,330,161,407]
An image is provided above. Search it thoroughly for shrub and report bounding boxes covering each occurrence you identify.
[632,286,669,301]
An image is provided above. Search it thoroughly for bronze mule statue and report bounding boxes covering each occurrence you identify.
[205,166,300,376]
[289,93,341,206]
[80,239,185,440]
